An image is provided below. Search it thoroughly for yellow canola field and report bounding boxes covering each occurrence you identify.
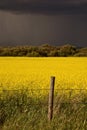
[0,57,87,92]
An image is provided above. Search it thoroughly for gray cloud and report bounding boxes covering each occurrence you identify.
[0,0,87,47]
[0,11,87,47]
[0,0,87,14]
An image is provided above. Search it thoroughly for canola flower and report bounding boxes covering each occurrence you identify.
[0,57,87,96]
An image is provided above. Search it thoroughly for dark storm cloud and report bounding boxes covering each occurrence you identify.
[0,12,87,47]
[0,0,87,47]
[0,0,87,14]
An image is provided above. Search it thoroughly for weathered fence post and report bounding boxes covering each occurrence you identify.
[48,76,55,121]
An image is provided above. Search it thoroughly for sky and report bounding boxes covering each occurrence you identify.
[0,0,87,47]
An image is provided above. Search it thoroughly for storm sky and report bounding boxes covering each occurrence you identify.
[0,0,87,47]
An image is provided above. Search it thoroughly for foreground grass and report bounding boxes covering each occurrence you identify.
[0,90,87,130]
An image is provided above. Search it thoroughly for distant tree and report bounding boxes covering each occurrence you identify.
[0,44,86,57]
[48,50,59,57]
[0,48,12,56]
[26,51,39,57]
[40,44,54,51]
[59,44,77,56]
[74,52,87,57]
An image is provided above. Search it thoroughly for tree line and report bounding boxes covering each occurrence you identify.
[0,44,87,57]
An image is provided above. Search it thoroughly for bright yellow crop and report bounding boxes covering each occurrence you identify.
[0,57,87,94]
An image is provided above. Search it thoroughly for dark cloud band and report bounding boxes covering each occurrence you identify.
[0,0,87,14]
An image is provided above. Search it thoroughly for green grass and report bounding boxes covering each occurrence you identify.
[0,90,87,130]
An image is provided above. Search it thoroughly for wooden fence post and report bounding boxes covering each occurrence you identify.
[48,76,55,121]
